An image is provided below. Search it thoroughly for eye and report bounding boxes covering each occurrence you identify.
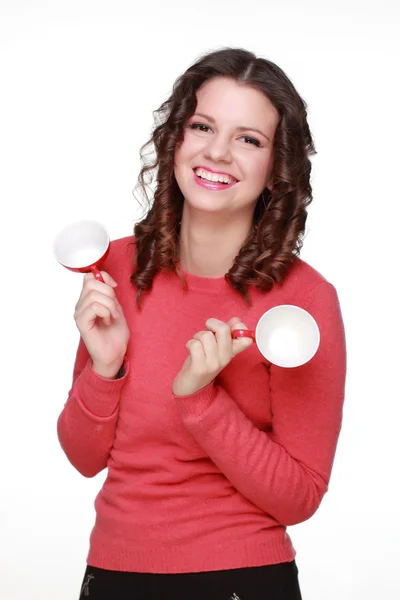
[240,136,263,148]
[188,123,212,133]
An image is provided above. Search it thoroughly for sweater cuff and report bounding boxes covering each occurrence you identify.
[74,358,130,418]
[174,381,218,421]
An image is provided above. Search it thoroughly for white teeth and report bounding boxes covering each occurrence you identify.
[194,167,237,185]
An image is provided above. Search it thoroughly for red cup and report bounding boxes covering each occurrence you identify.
[53,220,110,283]
[232,304,320,368]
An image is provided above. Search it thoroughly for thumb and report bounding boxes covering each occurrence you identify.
[230,317,254,356]
[232,335,253,356]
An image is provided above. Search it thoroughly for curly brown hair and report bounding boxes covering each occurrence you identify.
[131,47,316,307]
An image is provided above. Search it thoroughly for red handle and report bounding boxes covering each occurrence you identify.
[232,329,256,341]
[91,265,105,283]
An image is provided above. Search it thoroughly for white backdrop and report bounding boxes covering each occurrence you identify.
[1,1,399,599]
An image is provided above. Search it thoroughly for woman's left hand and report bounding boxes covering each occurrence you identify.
[172,317,253,397]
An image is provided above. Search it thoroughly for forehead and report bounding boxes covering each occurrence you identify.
[195,77,279,129]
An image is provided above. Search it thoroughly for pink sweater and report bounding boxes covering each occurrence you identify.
[57,236,346,574]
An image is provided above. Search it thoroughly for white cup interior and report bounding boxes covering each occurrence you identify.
[255,305,320,368]
[53,220,109,269]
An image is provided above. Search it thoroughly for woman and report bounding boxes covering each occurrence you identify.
[58,47,346,600]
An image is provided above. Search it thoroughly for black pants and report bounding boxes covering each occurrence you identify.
[79,561,302,600]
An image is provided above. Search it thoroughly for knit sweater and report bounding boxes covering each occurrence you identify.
[57,236,346,574]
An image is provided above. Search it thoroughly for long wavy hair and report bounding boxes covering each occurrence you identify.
[131,47,316,306]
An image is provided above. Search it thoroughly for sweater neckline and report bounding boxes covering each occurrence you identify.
[176,263,230,293]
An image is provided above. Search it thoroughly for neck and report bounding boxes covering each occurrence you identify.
[178,204,254,278]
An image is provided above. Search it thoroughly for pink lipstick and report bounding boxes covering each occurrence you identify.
[193,167,238,191]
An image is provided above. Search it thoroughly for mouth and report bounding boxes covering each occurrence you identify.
[193,167,239,185]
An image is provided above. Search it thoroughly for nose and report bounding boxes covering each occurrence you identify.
[203,133,232,163]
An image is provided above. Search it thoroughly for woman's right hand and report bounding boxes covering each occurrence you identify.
[74,271,130,379]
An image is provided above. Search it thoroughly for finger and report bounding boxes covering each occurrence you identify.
[229,318,254,356]
[205,319,232,365]
[75,291,120,320]
[232,328,253,356]
[193,330,219,369]
[78,280,118,310]
[186,339,206,365]
[76,302,113,330]
[232,336,253,356]
[192,331,216,355]
[227,316,243,328]
[77,291,120,320]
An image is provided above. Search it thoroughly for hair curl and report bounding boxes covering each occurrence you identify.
[131,47,316,307]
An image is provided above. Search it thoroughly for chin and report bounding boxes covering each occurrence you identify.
[183,193,230,214]
[186,203,227,215]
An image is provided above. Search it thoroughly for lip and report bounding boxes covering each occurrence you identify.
[194,165,239,181]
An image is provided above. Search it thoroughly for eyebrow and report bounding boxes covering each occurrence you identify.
[192,112,272,143]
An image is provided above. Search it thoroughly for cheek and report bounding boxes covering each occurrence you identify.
[174,143,192,187]
[174,144,189,171]
[174,145,182,168]
[247,155,273,187]
[175,133,206,166]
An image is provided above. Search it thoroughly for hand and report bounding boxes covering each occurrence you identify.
[74,271,130,379]
[172,317,253,397]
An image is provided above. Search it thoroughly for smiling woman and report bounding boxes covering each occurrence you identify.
[57,47,346,600]
[174,77,279,242]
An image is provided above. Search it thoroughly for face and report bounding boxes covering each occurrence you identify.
[174,77,279,217]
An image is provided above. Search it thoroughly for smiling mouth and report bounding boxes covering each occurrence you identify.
[193,167,238,185]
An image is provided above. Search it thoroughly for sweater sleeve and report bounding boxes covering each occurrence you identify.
[57,336,129,478]
[174,282,346,526]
